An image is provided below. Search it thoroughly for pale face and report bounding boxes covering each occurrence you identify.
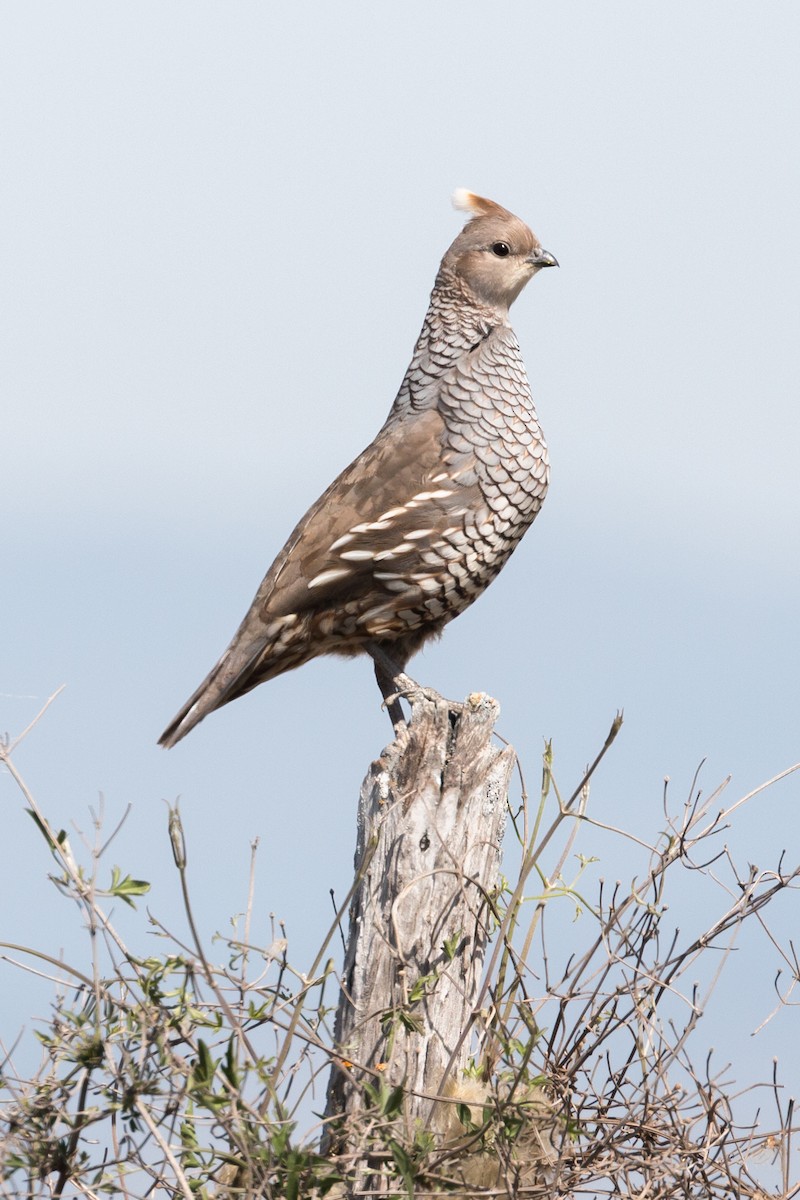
[444,208,557,311]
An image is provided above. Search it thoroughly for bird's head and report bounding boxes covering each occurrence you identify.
[443,189,557,311]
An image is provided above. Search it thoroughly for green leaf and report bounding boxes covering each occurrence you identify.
[407,971,437,1004]
[219,1038,240,1091]
[26,809,70,856]
[192,1039,215,1087]
[388,1138,415,1196]
[397,1010,424,1034]
[442,931,463,961]
[105,866,151,908]
[384,1084,405,1118]
[456,1101,476,1131]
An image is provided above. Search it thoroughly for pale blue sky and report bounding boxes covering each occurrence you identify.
[3,0,799,1157]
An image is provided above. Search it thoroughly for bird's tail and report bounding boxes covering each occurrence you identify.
[159,614,312,747]
[158,653,232,749]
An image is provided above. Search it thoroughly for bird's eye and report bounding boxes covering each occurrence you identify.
[491,242,511,257]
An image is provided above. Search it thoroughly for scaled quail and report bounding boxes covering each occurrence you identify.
[159,190,557,748]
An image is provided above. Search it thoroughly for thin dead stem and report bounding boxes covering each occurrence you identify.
[1,698,798,1199]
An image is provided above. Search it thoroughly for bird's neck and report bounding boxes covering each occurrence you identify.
[414,272,508,364]
[387,272,509,420]
[429,266,509,332]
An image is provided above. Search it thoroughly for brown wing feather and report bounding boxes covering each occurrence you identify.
[159,408,475,746]
[255,408,467,616]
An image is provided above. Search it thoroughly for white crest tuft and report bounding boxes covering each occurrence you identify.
[451,188,509,220]
[452,188,480,214]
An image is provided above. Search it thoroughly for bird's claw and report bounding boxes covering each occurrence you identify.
[383,677,463,721]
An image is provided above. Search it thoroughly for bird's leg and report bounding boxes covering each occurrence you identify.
[366,642,454,730]
[367,643,413,729]
[374,664,406,730]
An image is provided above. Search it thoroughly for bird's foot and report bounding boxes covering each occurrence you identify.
[383,674,464,732]
[366,642,462,731]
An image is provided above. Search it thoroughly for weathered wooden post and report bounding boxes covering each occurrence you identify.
[324,688,516,1189]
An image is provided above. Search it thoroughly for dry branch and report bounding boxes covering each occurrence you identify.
[2,693,798,1198]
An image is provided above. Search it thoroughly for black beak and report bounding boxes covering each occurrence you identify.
[528,248,559,268]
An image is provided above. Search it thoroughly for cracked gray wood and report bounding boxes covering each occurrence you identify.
[325,689,515,1144]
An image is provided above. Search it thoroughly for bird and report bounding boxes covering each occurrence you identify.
[159,190,557,748]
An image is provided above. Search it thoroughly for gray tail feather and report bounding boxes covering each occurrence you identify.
[158,638,271,749]
[158,661,226,749]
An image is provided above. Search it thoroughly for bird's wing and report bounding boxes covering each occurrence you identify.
[248,405,479,620]
[158,406,480,747]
